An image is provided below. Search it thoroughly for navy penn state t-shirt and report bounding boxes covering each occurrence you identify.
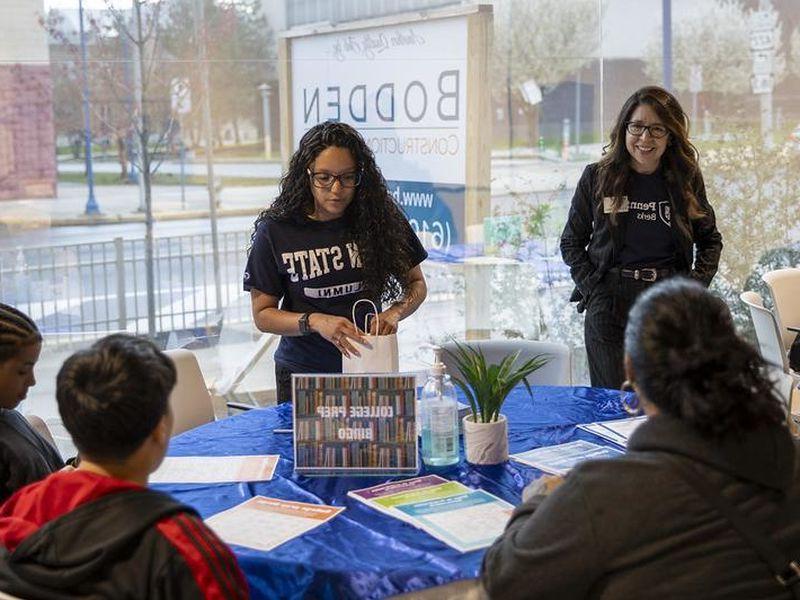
[618,171,676,268]
[244,213,427,373]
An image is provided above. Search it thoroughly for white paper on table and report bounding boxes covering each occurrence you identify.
[577,415,648,447]
[205,496,344,552]
[393,489,514,553]
[149,455,279,484]
[511,440,624,475]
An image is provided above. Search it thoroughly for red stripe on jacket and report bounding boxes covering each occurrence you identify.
[157,513,248,600]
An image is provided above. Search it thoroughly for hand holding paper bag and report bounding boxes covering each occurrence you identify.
[342,299,400,373]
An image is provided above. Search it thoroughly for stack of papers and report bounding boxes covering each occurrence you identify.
[206,496,344,552]
[510,440,623,475]
[348,475,513,552]
[150,455,279,484]
[577,415,648,447]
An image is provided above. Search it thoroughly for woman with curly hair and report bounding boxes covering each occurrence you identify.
[244,121,427,402]
[483,278,800,599]
[560,86,722,389]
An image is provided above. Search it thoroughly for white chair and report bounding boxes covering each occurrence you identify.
[440,339,571,386]
[24,413,56,448]
[740,291,800,411]
[164,349,216,437]
[762,268,800,351]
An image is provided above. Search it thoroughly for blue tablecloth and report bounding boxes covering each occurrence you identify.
[160,385,625,600]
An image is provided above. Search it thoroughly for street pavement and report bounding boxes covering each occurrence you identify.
[1,151,591,234]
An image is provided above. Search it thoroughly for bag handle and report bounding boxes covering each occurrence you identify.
[669,456,800,597]
[351,298,379,334]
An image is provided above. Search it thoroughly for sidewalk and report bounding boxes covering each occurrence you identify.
[0,181,277,230]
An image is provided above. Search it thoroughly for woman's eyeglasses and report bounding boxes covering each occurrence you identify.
[625,122,668,139]
[307,169,362,189]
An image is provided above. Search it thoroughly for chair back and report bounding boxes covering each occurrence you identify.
[740,291,789,372]
[440,339,571,386]
[164,349,215,436]
[762,268,800,350]
[24,414,57,448]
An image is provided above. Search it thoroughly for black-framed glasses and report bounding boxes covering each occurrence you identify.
[307,169,362,189]
[625,121,668,139]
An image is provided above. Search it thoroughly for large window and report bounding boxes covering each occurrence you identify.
[2,0,798,453]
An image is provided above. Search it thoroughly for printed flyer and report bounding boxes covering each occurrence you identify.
[511,440,623,475]
[349,475,513,552]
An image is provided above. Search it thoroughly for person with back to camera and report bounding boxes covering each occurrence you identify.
[244,121,428,403]
[482,278,800,599]
[0,334,248,599]
[0,304,64,503]
[561,85,722,389]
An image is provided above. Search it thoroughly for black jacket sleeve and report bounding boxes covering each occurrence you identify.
[688,174,722,286]
[560,165,601,299]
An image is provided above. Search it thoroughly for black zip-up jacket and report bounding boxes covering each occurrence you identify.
[0,486,248,599]
[560,163,723,312]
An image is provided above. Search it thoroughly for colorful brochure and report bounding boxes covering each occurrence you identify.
[150,455,279,484]
[348,475,513,552]
[510,440,623,475]
[577,415,648,447]
[205,496,344,552]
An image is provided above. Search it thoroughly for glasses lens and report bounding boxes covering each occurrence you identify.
[311,173,334,187]
[626,122,645,136]
[339,172,361,188]
[649,126,667,138]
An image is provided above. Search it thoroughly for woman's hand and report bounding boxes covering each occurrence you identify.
[369,307,400,335]
[310,313,369,358]
[521,475,565,503]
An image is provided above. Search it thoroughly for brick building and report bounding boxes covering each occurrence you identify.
[0,0,56,201]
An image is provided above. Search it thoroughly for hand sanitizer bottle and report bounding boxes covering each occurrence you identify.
[421,347,459,467]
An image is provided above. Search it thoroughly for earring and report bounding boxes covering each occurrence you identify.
[620,379,641,416]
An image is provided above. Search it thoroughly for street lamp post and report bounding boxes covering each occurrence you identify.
[662,0,672,91]
[257,83,272,160]
[78,0,100,215]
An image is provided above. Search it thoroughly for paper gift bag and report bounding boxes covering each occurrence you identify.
[342,299,399,373]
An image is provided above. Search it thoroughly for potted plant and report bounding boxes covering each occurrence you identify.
[446,342,549,465]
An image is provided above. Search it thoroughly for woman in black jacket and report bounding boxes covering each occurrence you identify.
[482,278,800,599]
[560,86,722,389]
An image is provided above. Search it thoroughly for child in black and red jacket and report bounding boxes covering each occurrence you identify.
[0,334,249,599]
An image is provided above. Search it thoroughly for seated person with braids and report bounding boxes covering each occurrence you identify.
[0,304,64,503]
[482,278,800,599]
[0,334,248,599]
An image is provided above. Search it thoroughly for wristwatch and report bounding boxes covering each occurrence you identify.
[298,312,313,335]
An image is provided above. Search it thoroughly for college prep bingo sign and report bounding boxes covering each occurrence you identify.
[279,5,492,256]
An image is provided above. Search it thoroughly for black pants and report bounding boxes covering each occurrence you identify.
[584,274,658,389]
[275,363,294,405]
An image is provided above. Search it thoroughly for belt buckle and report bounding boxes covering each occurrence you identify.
[776,561,800,587]
[639,268,657,282]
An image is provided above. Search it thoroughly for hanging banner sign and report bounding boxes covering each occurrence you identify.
[281,6,491,257]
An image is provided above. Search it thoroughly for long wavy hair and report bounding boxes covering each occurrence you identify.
[625,278,786,439]
[597,86,706,229]
[251,121,418,303]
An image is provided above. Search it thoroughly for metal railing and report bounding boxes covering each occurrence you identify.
[0,230,252,341]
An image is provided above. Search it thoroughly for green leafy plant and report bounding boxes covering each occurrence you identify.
[445,341,549,423]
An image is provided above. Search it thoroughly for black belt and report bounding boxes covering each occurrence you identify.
[616,267,674,282]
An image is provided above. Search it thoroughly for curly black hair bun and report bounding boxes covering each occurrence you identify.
[624,277,785,438]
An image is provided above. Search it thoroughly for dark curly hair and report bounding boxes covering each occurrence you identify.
[625,278,785,439]
[251,121,419,302]
[598,86,706,232]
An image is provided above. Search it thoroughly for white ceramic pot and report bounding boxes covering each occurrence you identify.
[463,414,509,465]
